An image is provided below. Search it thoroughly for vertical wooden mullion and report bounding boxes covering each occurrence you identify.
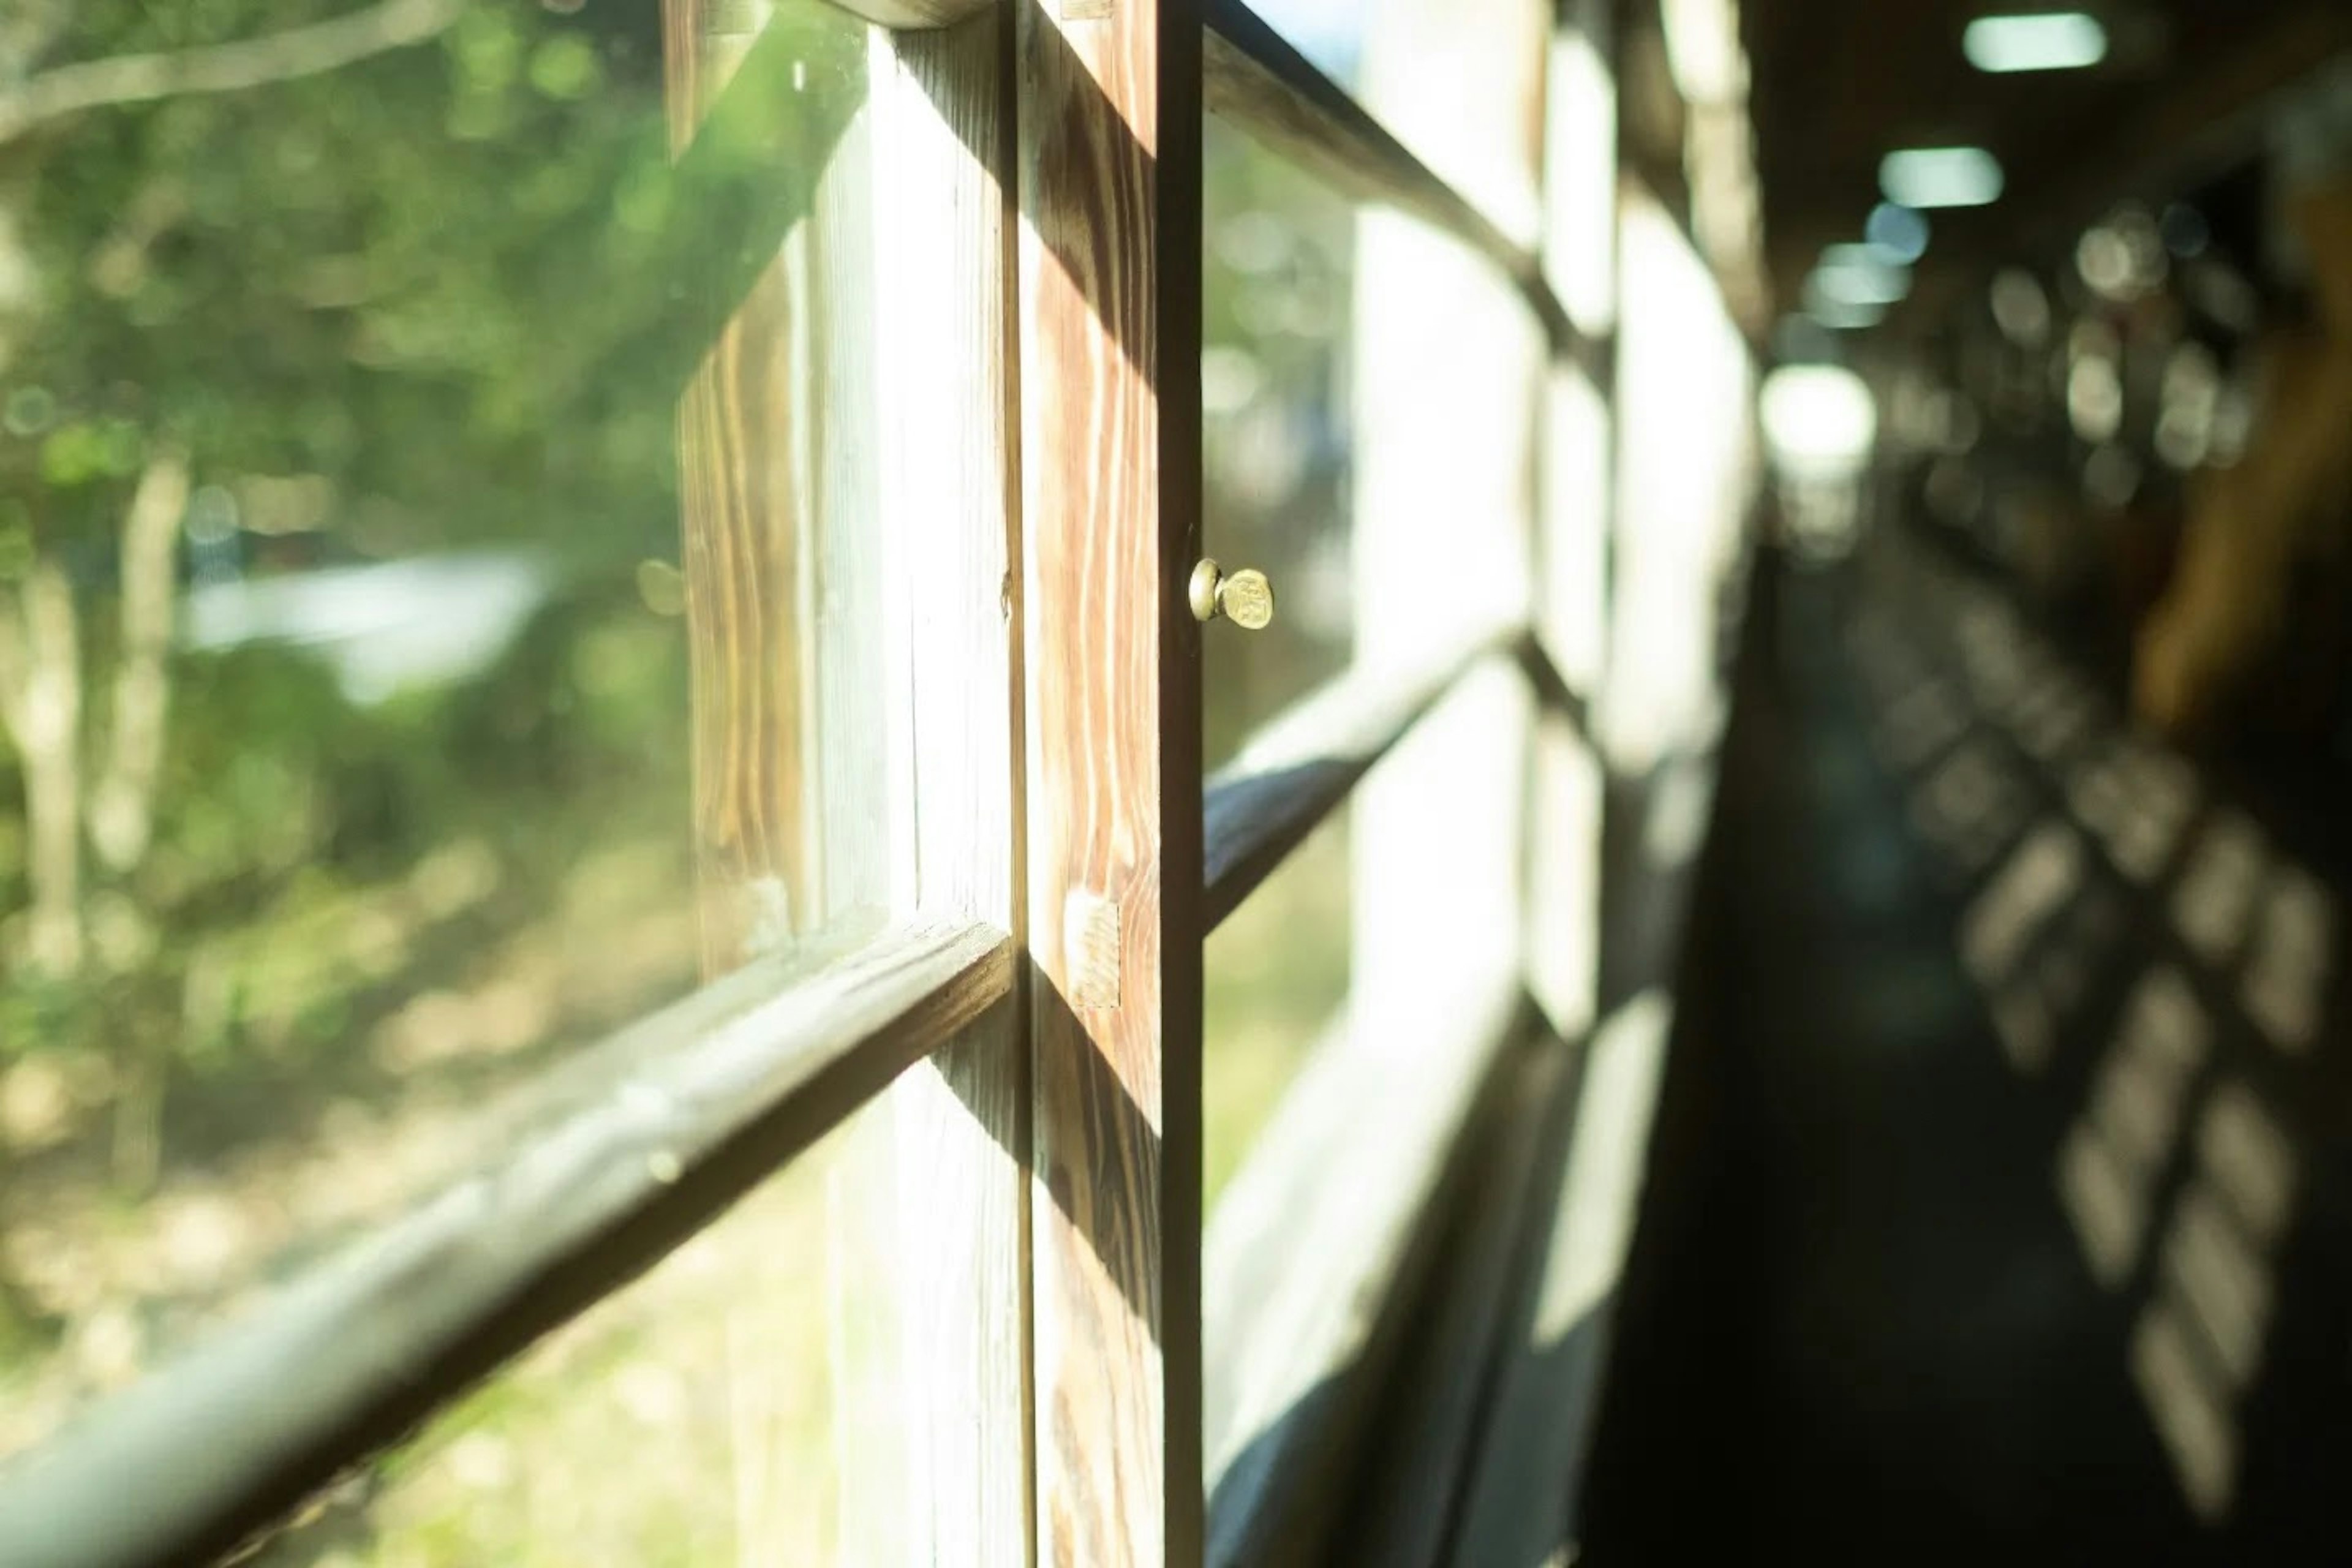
[1527,0,1619,1045]
[1017,0,1206,1559]
[850,8,1034,1566]
[1441,6,1634,1562]
[1352,0,1541,1080]
[668,4,1035,1560]
[810,74,889,932]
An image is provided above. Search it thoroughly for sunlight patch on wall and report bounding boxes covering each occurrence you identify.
[1605,188,1754,775]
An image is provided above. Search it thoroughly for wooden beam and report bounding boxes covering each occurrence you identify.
[1017,0,1206,1559]
[1204,624,1522,931]
[1540,0,1619,337]
[1203,0,1577,360]
[1526,0,1617,1046]
[0,921,1014,1568]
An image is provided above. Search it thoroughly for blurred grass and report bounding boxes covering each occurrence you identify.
[260,1149,845,1568]
[1204,811,1352,1208]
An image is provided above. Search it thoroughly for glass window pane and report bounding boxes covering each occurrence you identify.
[1240,0,1545,264]
[1205,804,1350,1208]
[0,0,880,1459]
[1202,117,1356,1205]
[1202,117,1355,767]
[247,1093,894,1567]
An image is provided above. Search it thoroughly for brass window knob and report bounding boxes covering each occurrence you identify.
[1188,558,1275,631]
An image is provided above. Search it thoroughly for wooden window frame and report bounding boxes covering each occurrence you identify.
[0,0,1716,1563]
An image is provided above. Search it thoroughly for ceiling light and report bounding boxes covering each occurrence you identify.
[1880,146,2005,209]
[1963,13,2108,74]
[1866,202,1931,263]
[1815,247,1912,307]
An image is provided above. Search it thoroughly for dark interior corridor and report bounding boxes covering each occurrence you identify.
[1583,536,2352,1563]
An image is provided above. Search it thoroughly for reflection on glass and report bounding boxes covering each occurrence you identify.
[1204,807,1350,1208]
[1201,119,1354,769]
[253,1115,869,1568]
[1200,117,1356,1207]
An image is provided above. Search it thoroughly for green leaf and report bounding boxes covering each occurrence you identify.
[39,422,109,486]
[529,34,602,103]
[99,418,146,477]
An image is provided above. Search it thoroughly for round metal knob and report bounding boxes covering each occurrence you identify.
[1189,558,1275,631]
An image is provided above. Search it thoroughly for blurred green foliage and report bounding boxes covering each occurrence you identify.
[0,2,684,560]
[0,0,710,1353]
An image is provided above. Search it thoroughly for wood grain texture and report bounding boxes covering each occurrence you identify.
[1202,0,1575,360]
[1204,624,1520,931]
[665,0,825,973]
[810,46,897,934]
[0,920,1012,1568]
[1017,0,1206,1558]
[666,12,1030,1557]
[849,11,1033,1566]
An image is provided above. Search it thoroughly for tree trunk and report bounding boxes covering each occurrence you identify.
[0,554,86,978]
[90,446,188,873]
